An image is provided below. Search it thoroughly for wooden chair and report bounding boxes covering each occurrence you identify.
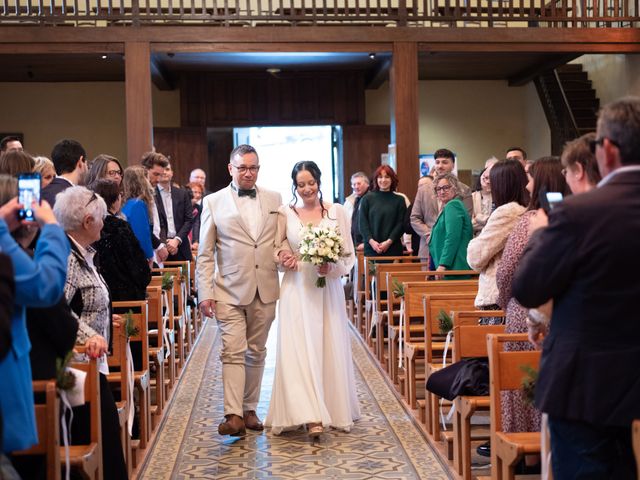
[147,284,173,402]
[401,282,477,419]
[487,333,541,480]
[111,300,151,459]
[163,261,195,349]
[106,320,132,477]
[152,268,188,373]
[422,292,478,440]
[64,356,103,480]
[12,380,61,480]
[385,270,477,387]
[633,419,640,479]
[363,255,421,345]
[450,313,505,479]
[371,262,429,365]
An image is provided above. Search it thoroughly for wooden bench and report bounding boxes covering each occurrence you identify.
[106,320,132,476]
[64,356,103,480]
[12,380,61,480]
[450,312,505,479]
[487,333,541,480]
[401,282,478,417]
[362,255,421,347]
[422,292,478,439]
[111,300,151,461]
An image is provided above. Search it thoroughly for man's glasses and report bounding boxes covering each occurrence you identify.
[435,185,453,193]
[230,164,260,174]
[589,137,620,154]
[107,169,123,177]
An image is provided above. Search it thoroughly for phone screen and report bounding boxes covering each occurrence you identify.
[546,192,563,211]
[18,174,41,220]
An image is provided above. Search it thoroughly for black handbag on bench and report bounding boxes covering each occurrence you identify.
[426,357,489,401]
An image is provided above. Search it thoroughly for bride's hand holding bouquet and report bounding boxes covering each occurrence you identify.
[298,223,345,287]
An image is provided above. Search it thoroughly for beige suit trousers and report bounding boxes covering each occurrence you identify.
[215,295,276,417]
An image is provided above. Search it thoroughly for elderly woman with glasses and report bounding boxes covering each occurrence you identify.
[86,154,124,188]
[53,186,128,480]
[428,172,473,278]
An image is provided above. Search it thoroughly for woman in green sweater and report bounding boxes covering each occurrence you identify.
[429,172,473,276]
[358,165,407,257]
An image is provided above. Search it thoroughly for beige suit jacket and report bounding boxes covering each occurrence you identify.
[196,185,282,306]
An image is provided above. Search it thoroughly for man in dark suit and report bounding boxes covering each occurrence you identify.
[155,161,194,261]
[512,96,640,479]
[41,139,87,207]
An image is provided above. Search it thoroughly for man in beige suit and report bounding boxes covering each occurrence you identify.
[196,144,283,437]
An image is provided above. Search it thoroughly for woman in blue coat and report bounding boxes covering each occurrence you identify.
[0,195,68,453]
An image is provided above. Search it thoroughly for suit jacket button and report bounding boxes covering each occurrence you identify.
[254,244,258,248]
[255,265,258,269]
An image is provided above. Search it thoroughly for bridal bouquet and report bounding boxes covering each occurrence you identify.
[298,223,345,288]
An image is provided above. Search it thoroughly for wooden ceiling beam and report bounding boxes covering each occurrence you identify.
[150,55,175,90]
[0,27,639,53]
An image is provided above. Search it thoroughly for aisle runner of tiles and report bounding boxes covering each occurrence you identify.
[140,323,450,479]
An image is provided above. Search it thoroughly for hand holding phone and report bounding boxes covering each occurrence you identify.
[17,173,41,221]
[538,187,563,214]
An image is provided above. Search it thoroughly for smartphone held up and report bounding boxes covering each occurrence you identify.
[538,187,563,214]
[17,172,41,220]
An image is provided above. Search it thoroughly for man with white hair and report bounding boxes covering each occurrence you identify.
[189,168,211,196]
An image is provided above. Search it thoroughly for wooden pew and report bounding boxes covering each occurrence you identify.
[385,270,477,387]
[362,255,421,344]
[370,262,429,364]
[152,268,188,373]
[401,281,478,419]
[164,261,195,351]
[147,284,173,403]
[111,300,151,461]
[12,380,61,480]
[450,312,505,479]
[422,292,478,440]
[487,333,541,480]
[106,320,132,477]
[64,356,103,480]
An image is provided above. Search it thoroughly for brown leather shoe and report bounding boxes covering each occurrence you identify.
[218,414,246,437]
[243,410,264,431]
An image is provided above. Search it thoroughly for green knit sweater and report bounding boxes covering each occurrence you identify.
[358,190,407,257]
[428,197,473,271]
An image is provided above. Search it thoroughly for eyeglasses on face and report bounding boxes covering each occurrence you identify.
[85,191,98,207]
[107,169,123,177]
[435,184,453,193]
[589,137,620,154]
[230,164,260,174]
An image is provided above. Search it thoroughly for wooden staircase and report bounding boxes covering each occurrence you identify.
[534,63,599,155]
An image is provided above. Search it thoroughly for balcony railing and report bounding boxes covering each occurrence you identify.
[1,0,638,26]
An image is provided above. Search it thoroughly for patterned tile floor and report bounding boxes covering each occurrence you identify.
[140,321,452,479]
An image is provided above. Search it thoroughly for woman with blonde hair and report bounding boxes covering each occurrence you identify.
[33,156,56,189]
[121,165,155,262]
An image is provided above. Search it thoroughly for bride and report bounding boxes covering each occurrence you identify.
[265,160,361,438]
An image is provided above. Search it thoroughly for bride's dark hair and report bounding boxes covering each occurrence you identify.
[290,160,328,218]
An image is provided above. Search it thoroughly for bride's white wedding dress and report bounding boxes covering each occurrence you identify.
[265,203,361,434]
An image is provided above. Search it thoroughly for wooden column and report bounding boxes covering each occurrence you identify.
[390,42,419,200]
[125,42,153,164]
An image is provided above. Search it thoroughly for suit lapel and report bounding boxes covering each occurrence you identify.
[255,188,271,240]
[228,187,254,240]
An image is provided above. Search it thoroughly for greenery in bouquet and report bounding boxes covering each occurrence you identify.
[520,364,538,405]
[298,223,345,288]
[437,309,453,334]
[161,272,174,291]
[124,310,140,338]
[56,350,76,391]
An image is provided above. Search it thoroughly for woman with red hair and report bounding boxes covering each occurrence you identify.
[357,165,407,257]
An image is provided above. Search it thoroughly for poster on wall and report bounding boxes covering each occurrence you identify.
[419,153,458,177]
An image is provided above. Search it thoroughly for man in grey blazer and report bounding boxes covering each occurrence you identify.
[196,144,283,437]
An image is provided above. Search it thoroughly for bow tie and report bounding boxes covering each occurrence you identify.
[237,188,256,198]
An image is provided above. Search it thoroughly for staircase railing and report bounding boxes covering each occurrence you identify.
[535,69,581,155]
